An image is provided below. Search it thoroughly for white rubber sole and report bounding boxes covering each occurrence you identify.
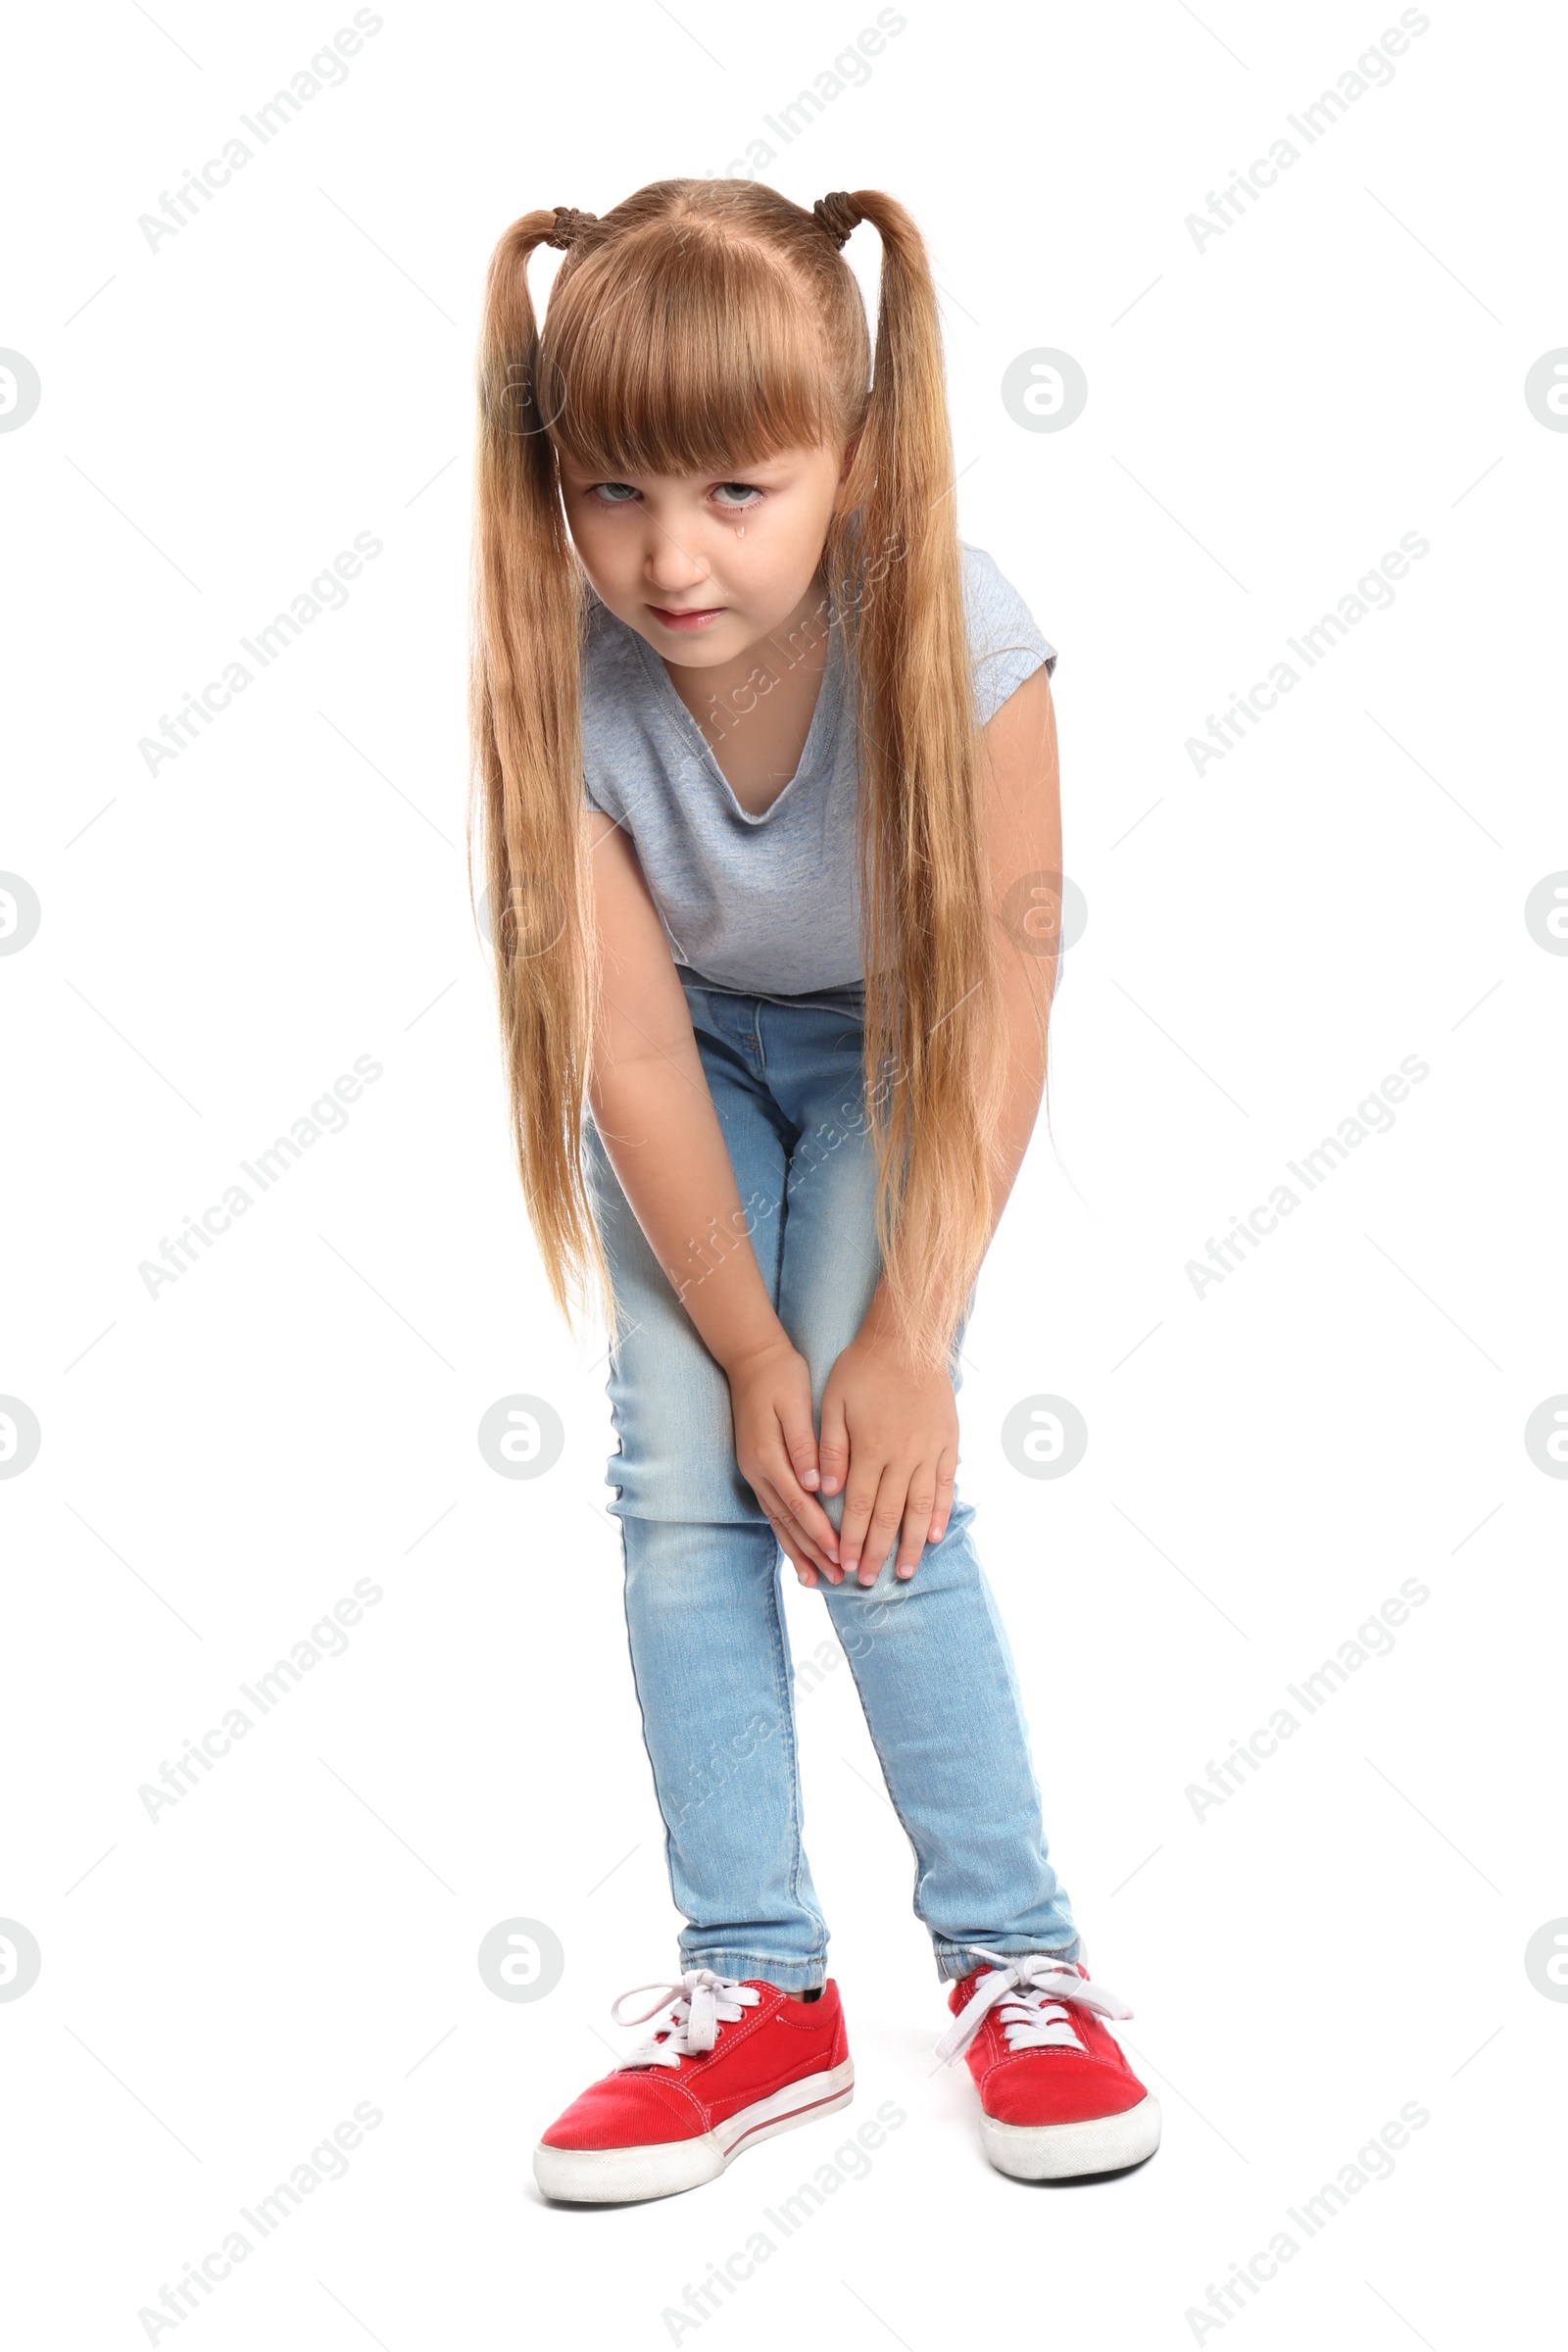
[533,2059,856,2204]
[980,2091,1162,2180]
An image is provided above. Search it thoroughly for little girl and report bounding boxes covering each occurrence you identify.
[469,177,1159,2202]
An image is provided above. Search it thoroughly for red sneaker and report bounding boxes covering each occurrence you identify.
[937,1947,1160,2180]
[534,1968,854,2203]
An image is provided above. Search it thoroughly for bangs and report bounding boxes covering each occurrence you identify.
[540,224,857,479]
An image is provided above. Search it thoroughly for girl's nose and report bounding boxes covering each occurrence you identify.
[644,553,713,597]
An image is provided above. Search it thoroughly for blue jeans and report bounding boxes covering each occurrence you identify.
[582,977,1079,1991]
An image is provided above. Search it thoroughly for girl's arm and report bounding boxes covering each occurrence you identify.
[584,812,844,1576]
[818,662,1062,1585]
[858,659,1061,1352]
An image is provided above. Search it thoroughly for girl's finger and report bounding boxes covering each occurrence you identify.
[817,1387,851,1497]
[929,1449,957,1544]
[783,1542,819,1588]
[837,1466,890,1581]
[897,1471,938,1578]
[758,1479,841,1581]
[765,1447,842,1562]
[778,1396,823,1494]
[760,1502,816,1585]
[858,1473,906,1588]
[841,1458,903,1590]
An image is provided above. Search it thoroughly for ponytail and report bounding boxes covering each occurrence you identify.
[468,209,611,1341]
[820,187,1011,1374]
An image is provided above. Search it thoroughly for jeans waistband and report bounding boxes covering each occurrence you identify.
[678,967,867,1016]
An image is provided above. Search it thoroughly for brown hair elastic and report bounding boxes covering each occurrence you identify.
[812,191,862,248]
[544,207,599,249]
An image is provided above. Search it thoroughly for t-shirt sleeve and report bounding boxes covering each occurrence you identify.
[960,542,1058,728]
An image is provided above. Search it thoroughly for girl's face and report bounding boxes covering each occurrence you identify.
[559,440,855,667]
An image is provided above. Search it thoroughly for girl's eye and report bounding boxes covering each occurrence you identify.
[584,479,762,510]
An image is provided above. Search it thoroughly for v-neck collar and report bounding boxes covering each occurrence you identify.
[627,591,843,827]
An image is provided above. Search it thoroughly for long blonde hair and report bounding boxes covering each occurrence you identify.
[468,177,1025,1375]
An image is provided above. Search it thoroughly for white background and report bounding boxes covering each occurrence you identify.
[4,1,1565,2344]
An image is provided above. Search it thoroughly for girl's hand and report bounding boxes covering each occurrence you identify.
[726,1337,846,1588]
[819,1333,959,1584]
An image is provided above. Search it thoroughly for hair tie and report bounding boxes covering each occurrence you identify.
[544,206,598,250]
[813,191,861,249]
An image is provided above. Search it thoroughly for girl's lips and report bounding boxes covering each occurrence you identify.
[647,604,726,631]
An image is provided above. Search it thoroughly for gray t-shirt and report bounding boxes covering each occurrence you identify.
[581,541,1057,998]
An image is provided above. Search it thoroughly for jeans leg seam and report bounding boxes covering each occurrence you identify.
[956,1560,1076,1948]
[614,1513,683,1927]
[762,1549,826,1960]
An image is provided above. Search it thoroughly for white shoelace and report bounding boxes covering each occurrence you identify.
[935,1945,1133,2067]
[609,1967,761,2070]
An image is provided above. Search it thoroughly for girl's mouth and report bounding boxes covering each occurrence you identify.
[647,604,726,632]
